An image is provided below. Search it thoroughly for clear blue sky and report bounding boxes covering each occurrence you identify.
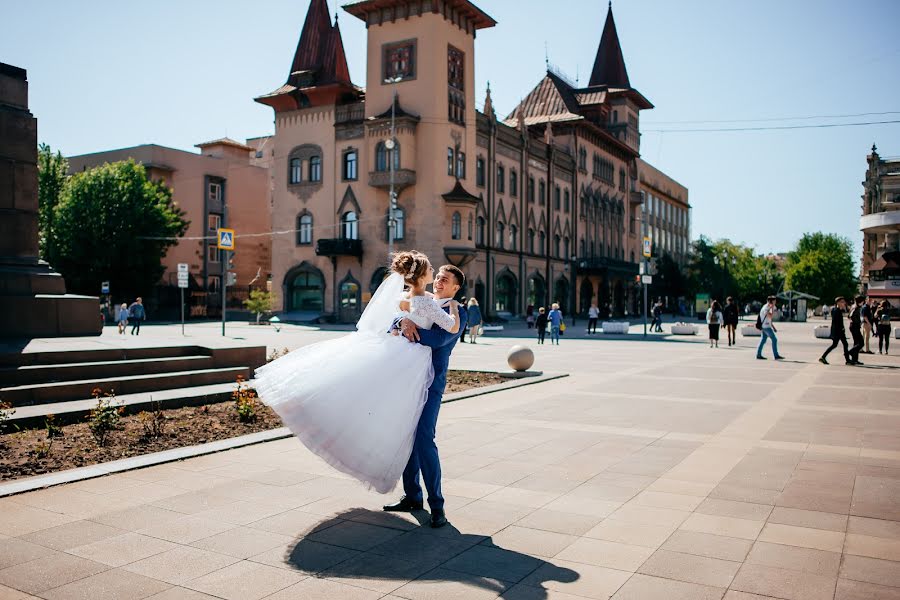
[4,0,899,261]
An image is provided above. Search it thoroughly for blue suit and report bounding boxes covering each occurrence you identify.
[402,304,467,512]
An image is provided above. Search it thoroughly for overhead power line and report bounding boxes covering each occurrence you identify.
[644,110,900,126]
[644,119,900,134]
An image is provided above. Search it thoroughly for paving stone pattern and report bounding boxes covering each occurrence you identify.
[1,322,899,599]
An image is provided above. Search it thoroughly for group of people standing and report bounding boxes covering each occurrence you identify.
[705,297,740,348]
[821,295,892,365]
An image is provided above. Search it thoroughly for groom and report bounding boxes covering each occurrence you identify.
[384,264,468,528]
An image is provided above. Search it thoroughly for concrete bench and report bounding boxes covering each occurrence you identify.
[601,321,630,334]
[741,325,761,337]
[814,325,831,339]
[671,324,698,335]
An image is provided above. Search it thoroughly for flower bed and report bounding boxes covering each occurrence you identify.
[0,371,503,482]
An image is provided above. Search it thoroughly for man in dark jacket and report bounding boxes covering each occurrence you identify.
[819,297,850,365]
[848,295,866,365]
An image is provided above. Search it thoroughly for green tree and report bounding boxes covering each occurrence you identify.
[651,252,687,301]
[785,233,857,302]
[687,237,784,305]
[49,160,189,297]
[244,289,274,325]
[37,143,69,260]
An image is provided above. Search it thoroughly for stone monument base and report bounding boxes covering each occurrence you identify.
[0,63,101,338]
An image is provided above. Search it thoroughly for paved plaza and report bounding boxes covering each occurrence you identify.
[1,322,899,599]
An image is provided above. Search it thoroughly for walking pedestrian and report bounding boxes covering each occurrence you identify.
[757,296,785,360]
[117,303,129,335]
[128,297,146,335]
[848,295,865,365]
[535,307,548,345]
[466,298,482,344]
[723,296,739,346]
[526,304,535,329]
[548,303,563,345]
[819,297,851,365]
[587,303,599,335]
[861,298,875,354]
[707,300,724,348]
[876,300,892,355]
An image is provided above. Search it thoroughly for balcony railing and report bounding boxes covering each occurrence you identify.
[316,238,363,257]
[335,103,365,124]
[576,256,639,275]
[369,169,416,190]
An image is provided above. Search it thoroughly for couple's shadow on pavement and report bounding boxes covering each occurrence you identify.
[283,509,579,598]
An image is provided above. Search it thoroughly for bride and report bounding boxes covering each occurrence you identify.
[253,251,460,494]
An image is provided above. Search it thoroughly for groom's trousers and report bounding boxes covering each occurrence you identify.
[402,386,444,512]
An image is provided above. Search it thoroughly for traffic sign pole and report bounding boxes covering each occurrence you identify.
[177,264,189,336]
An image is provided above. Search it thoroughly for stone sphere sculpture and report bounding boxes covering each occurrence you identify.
[507,345,535,372]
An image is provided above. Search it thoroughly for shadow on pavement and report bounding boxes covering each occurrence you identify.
[283,510,579,597]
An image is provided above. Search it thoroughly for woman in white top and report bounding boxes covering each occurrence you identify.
[254,251,459,494]
[706,300,724,348]
[587,303,600,335]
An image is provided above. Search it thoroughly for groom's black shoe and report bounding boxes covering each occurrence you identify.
[383,496,423,512]
[430,510,448,529]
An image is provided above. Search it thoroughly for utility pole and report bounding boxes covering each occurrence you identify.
[384,76,402,261]
[642,203,649,338]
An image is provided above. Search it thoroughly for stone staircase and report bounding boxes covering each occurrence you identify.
[0,344,266,428]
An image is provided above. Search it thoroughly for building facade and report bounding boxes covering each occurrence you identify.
[861,144,900,301]
[68,139,272,316]
[260,0,688,322]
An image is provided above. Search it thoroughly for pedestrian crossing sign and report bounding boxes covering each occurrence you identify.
[217,228,235,250]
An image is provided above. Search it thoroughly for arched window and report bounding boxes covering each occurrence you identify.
[528,274,545,308]
[289,158,302,184]
[527,177,535,203]
[509,224,518,251]
[495,271,517,314]
[528,228,535,254]
[564,189,570,212]
[497,165,505,193]
[564,236,570,259]
[343,150,358,180]
[510,170,518,197]
[309,156,322,182]
[297,213,313,245]
[476,216,485,245]
[393,207,405,241]
[496,222,505,249]
[554,234,561,258]
[375,142,400,172]
[341,211,358,240]
[451,212,462,240]
[467,214,474,240]
[539,180,546,205]
[538,230,546,256]
[286,266,324,312]
[554,186,561,210]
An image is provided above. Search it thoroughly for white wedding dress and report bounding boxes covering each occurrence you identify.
[253,274,457,494]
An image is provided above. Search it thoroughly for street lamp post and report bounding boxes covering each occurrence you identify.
[384,76,403,261]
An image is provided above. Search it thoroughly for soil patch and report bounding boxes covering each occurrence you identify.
[0,370,503,481]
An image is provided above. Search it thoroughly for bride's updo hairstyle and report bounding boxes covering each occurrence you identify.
[391,251,430,285]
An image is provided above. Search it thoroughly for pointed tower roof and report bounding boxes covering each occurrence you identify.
[288,0,351,86]
[589,3,630,88]
[255,0,360,110]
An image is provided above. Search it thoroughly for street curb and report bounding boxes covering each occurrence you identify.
[0,372,566,498]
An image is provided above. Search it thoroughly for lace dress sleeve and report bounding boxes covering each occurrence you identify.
[411,296,456,332]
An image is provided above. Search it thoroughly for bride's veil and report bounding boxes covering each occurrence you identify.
[356,271,404,335]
